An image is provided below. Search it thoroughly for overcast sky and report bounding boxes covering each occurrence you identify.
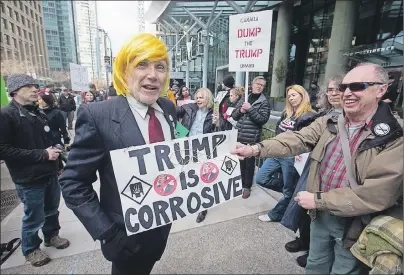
[97,1,152,56]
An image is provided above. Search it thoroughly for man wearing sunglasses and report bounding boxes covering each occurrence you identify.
[233,62,403,274]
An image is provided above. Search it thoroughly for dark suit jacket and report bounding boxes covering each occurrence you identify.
[59,95,177,261]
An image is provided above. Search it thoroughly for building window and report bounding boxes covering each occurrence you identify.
[10,22,14,32]
[19,1,23,10]
[35,14,38,22]
[5,35,9,45]
[1,2,4,13]
[8,6,12,17]
[13,37,17,48]
[29,32,32,41]
[25,5,28,14]
[2,18,6,30]
[17,26,21,36]
[22,17,25,26]
[30,10,33,18]
[14,11,19,21]
[24,30,27,39]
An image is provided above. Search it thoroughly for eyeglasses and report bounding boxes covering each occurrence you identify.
[339,82,385,92]
[326,88,340,94]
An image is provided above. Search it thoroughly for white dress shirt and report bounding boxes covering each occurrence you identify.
[126,96,172,143]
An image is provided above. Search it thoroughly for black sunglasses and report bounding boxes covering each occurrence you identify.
[339,82,385,92]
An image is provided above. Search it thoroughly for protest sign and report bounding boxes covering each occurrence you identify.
[294,153,310,175]
[70,63,89,92]
[228,10,273,102]
[228,10,273,72]
[110,130,241,235]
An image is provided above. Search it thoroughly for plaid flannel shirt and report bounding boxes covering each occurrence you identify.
[320,122,370,192]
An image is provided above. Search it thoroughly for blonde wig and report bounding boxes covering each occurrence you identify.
[113,33,170,96]
[195,88,214,109]
[285,85,314,118]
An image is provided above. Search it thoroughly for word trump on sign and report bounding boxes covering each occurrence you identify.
[229,10,273,72]
[110,130,241,235]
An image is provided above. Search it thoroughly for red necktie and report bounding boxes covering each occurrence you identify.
[147,107,165,143]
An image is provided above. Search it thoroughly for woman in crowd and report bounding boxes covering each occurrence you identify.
[255,85,316,223]
[38,91,70,172]
[176,86,193,107]
[281,75,344,268]
[84,91,96,104]
[217,86,244,131]
[176,88,215,223]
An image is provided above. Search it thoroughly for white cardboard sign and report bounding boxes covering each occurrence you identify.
[110,130,241,235]
[229,10,273,72]
[69,63,89,92]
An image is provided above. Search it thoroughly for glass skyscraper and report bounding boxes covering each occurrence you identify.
[42,0,77,71]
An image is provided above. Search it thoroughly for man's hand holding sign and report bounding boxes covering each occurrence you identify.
[110,130,241,235]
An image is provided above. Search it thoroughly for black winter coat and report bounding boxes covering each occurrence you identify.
[176,103,215,135]
[217,97,243,131]
[58,94,76,112]
[232,93,271,144]
[0,100,58,183]
[42,105,70,145]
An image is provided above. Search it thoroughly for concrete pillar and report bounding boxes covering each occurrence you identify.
[235,72,245,87]
[203,36,209,88]
[175,32,179,72]
[186,32,190,88]
[270,2,293,98]
[324,1,356,81]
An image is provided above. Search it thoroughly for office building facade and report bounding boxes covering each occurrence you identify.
[73,0,110,88]
[42,0,77,71]
[1,0,49,78]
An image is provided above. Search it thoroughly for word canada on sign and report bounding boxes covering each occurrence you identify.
[229,10,273,72]
[110,130,241,235]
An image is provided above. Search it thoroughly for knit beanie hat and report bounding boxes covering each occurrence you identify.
[223,75,235,89]
[7,74,38,96]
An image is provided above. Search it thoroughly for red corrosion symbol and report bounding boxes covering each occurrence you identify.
[154,174,177,196]
[200,162,219,184]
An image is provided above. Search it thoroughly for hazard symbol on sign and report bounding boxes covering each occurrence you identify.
[121,176,153,205]
[154,174,177,196]
[200,162,219,183]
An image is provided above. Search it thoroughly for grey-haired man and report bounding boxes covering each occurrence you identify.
[0,74,69,267]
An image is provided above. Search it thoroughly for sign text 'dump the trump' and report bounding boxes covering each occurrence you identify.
[110,130,241,235]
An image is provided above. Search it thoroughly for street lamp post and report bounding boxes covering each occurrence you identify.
[97,28,113,87]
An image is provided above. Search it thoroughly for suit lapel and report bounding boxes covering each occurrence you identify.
[157,98,176,139]
[111,96,145,148]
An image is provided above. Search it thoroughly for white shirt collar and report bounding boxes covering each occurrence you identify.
[126,95,163,119]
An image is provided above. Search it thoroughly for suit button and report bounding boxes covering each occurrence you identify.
[102,239,106,244]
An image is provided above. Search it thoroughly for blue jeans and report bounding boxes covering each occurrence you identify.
[306,212,362,274]
[15,175,61,256]
[255,157,299,221]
